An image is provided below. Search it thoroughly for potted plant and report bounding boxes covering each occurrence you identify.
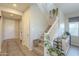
[44,34,65,56]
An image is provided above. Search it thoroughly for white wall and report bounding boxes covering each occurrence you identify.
[37,3,56,25]
[64,18,69,32]
[30,5,48,39]
[65,11,79,18]
[19,20,22,40]
[57,10,65,37]
[0,10,3,52]
[30,5,49,48]
[0,18,2,52]
[22,8,30,49]
[3,18,16,40]
[22,4,49,49]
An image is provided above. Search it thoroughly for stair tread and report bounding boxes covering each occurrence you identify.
[33,46,44,55]
[33,39,44,56]
[38,43,44,48]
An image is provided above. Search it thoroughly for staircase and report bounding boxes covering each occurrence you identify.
[32,18,57,56]
[32,36,44,56]
[32,21,55,56]
[44,16,60,55]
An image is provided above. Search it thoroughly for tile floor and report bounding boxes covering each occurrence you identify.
[67,46,79,56]
[0,39,79,56]
[0,39,38,56]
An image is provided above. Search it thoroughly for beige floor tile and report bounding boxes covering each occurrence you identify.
[0,39,41,56]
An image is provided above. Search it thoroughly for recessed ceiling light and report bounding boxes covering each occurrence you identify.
[13,4,17,7]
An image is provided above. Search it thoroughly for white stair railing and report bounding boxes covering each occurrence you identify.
[44,16,60,56]
[46,16,59,40]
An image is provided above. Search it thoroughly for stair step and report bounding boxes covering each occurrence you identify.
[38,42,44,48]
[33,39,44,56]
[36,39,44,48]
[33,46,44,56]
[39,39,44,43]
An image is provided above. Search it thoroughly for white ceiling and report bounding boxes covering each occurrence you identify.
[0,3,31,20]
[55,3,79,17]
[0,3,31,13]
[2,11,22,20]
[1,3,79,18]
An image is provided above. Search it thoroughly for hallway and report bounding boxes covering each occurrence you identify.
[0,39,38,56]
